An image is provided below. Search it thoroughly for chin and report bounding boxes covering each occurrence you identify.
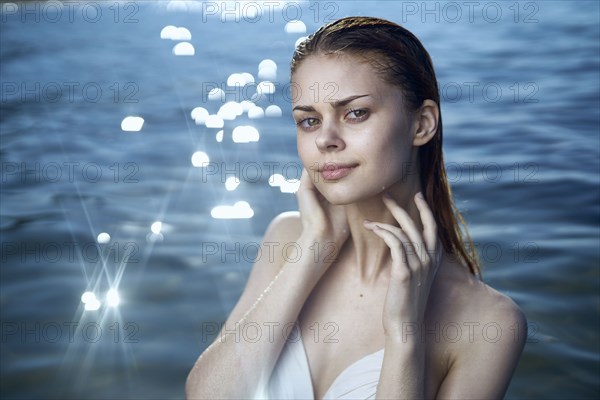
[315,186,350,205]
[324,196,355,206]
[318,185,374,206]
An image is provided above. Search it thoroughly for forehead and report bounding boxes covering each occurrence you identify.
[291,54,399,105]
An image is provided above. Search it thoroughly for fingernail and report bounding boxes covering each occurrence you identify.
[417,192,424,199]
[363,219,371,224]
[383,192,392,199]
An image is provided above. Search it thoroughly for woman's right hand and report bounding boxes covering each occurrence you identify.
[296,168,350,258]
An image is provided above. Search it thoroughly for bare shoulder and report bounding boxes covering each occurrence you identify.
[435,260,526,333]
[445,269,527,345]
[433,265,528,398]
[253,211,303,277]
[483,283,526,324]
[215,212,303,330]
[479,279,528,351]
[263,211,303,244]
[468,277,524,321]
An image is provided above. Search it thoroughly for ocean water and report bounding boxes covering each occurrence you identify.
[0,1,598,398]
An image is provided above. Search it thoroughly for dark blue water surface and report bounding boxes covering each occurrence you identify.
[1,1,598,398]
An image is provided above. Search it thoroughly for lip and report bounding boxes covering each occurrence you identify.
[319,163,358,181]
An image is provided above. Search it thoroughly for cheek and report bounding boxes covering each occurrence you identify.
[362,134,412,179]
[363,127,410,159]
[296,137,314,167]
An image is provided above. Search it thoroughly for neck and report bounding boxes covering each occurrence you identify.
[342,178,424,285]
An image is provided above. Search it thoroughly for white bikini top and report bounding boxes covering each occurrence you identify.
[255,322,384,399]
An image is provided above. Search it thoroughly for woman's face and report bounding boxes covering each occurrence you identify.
[292,53,417,205]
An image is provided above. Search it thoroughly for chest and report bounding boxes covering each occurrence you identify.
[298,278,385,398]
[296,265,451,398]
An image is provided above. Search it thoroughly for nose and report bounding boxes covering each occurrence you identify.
[315,120,345,152]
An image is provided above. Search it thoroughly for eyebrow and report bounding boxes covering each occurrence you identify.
[292,94,370,112]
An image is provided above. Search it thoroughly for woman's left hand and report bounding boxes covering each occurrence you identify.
[363,192,442,338]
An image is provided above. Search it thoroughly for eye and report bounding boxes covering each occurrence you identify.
[296,117,321,131]
[345,109,369,122]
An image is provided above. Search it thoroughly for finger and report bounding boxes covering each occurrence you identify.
[363,220,402,237]
[297,169,321,213]
[298,168,313,191]
[414,192,438,257]
[364,221,421,271]
[382,194,424,259]
[298,169,318,193]
[368,225,409,274]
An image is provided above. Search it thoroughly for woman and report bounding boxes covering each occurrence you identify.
[186,16,526,399]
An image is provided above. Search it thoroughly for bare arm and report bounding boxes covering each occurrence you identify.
[186,214,318,399]
[186,169,350,399]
